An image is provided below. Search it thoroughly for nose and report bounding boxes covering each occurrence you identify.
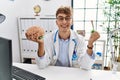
[62,18,67,23]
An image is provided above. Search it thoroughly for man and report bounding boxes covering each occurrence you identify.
[25,6,100,70]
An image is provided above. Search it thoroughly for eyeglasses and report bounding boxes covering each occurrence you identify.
[56,16,71,22]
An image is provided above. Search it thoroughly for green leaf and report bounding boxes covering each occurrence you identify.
[91,30,95,33]
[38,36,44,40]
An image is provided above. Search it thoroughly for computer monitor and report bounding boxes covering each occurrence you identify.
[0,37,12,80]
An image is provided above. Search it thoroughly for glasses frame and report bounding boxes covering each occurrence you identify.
[56,16,72,22]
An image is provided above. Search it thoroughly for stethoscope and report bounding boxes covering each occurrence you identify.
[53,30,78,61]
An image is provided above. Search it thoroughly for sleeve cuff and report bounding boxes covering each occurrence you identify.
[87,52,95,60]
[38,54,45,59]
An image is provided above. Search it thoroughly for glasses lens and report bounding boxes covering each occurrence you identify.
[58,17,64,21]
[65,17,71,21]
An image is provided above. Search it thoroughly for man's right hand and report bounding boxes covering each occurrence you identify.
[25,26,45,43]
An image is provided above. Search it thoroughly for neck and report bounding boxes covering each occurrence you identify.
[58,30,70,40]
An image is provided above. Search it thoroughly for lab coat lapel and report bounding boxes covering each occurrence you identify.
[69,30,76,66]
[54,33,59,61]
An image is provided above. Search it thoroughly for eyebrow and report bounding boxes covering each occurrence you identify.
[57,15,71,17]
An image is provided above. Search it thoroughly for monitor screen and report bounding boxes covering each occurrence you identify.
[0,37,12,80]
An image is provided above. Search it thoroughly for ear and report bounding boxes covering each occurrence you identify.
[56,20,58,25]
[71,18,73,25]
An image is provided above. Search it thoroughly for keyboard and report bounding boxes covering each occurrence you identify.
[12,66,46,80]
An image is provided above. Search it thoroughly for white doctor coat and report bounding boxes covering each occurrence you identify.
[36,30,95,70]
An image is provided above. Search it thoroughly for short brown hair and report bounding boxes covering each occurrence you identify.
[56,6,72,17]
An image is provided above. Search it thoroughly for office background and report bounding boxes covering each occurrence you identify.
[0,0,71,62]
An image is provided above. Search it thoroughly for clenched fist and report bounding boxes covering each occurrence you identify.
[25,26,45,43]
[88,31,100,45]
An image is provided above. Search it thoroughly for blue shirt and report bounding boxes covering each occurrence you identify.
[55,38,70,67]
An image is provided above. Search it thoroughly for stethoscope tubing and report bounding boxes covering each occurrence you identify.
[53,30,78,60]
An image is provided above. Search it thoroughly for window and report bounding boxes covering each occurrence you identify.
[72,0,111,68]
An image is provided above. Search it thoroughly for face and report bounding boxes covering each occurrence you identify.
[56,13,72,32]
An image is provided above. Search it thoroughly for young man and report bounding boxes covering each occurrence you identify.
[25,6,100,70]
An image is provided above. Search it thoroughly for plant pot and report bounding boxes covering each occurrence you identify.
[117,56,120,62]
[117,62,120,71]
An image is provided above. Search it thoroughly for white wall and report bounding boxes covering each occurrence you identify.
[0,0,71,62]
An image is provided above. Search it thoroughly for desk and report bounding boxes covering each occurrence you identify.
[13,63,120,80]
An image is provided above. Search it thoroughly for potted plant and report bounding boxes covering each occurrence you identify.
[102,0,120,70]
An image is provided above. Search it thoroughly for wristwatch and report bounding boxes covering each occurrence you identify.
[87,45,93,49]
